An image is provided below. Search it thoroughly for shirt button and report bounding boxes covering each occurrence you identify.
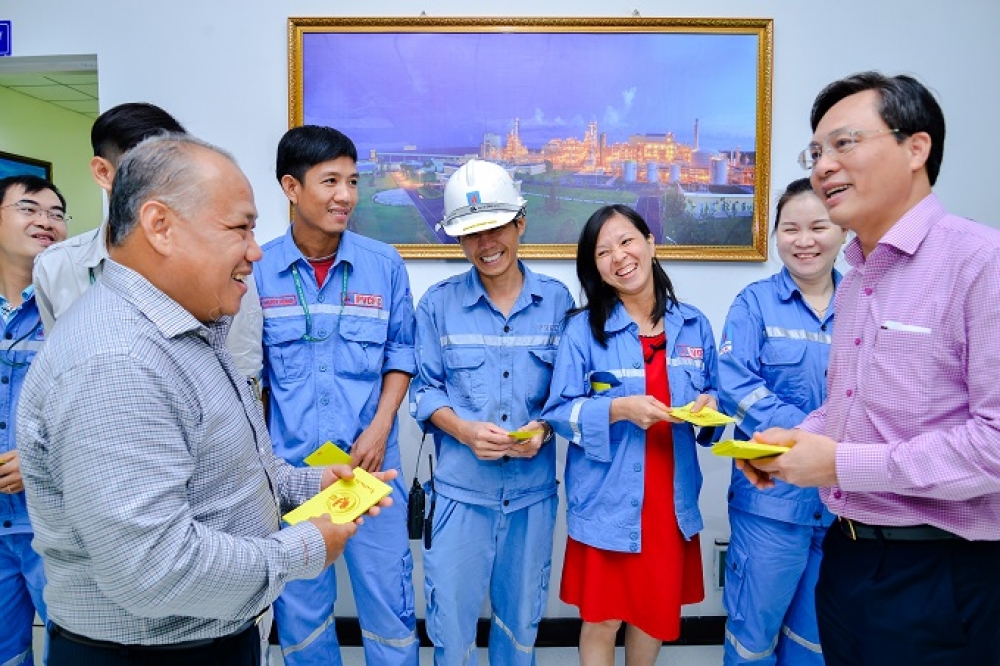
[833,490,842,499]
[317,294,325,303]
[821,324,827,331]
[633,362,640,369]
[630,531,638,540]
[846,389,853,397]
[864,288,873,296]
[854,338,861,346]
[0,422,6,430]
[633,463,642,472]
[2,520,10,528]
[503,499,510,506]
[629,543,639,553]
[319,365,327,372]
[0,377,7,384]
[502,456,510,463]
[504,325,510,333]
[501,414,508,422]
[3,333,10,340]
[503,371,509,378]
[320,397,329,406]
[631,498,639,507]
[814,512,822,520]
[317,331,327,338]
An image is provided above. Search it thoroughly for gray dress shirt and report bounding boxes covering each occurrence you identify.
[18,260,326,645]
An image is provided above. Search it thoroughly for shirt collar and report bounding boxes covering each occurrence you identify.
[102,260,227,342]
[846,193,944,267]
[604,297,694,334]
[460,260,539,310]
[775,266,842,303]
[278,225,356,273]
[82,218,112,269]
[0,285,35,323]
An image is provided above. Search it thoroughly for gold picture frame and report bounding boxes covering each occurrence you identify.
[289,16,773,261]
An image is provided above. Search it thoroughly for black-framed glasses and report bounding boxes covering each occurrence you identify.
[798,128,901,170]
[0,202,71,224]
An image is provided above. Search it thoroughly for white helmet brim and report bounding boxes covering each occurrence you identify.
[441,201,525,237]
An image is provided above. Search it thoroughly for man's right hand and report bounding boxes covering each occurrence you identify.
[459,421,514,460]
[308,518,358,567]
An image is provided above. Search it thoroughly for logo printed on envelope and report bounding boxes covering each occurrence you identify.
[283,467,393,526]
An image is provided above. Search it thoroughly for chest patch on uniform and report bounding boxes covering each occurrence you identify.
[720,339,733,355]
[344,292,384,309]
[260,295,298,309]
[677,345,704,360]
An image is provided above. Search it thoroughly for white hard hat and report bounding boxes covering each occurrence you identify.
[441,160,526,237]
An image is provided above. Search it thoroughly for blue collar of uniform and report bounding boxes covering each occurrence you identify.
[604,298,692,334]
[0,284,35,308]
[776,266,843,303]
[460,260,540,310]
[278,225,357,273]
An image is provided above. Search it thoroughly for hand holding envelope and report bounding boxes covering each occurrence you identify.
[668,402,735,427]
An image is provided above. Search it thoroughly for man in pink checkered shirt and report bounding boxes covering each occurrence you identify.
[741,72,1000,665]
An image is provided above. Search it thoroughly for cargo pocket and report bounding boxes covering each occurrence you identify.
[723,540,749,622]
[531,561,552,626]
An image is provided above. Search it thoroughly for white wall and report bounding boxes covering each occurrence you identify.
[6,0,1000,620]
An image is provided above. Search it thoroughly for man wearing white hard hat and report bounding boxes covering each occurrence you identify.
[409,160,574,664]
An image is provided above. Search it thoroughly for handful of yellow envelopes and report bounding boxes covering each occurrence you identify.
[711,440,791,460]
[668,402,735,427]
[283,467,393,526]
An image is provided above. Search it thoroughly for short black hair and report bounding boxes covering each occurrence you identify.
[572,204,678,346]
[91,103,186,166]
[276,125,358,184]
[810,71,945,186]
[774,177,815,231]
[0,174,66,211]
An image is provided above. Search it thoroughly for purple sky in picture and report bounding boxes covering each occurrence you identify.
[303,31,758,155]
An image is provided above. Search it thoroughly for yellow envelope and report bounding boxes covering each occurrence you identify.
[508,430,544,441]
[303,441,352,467]
[669,402,735,427]
[711,440,790,460]
[283,467,393,525]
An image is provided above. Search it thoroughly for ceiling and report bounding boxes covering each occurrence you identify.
[0,54,98,119]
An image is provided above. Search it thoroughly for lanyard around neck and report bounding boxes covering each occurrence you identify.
[289,262,348,343]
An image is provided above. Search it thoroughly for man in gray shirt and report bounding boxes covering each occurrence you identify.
[18,133,392,665]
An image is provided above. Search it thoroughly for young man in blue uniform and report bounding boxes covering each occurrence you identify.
[255,125,418,666]
[0,175,68,666]
[410,160,574,665]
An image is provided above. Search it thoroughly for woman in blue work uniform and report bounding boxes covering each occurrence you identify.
[543,204,717,666]
[717,178,846,665]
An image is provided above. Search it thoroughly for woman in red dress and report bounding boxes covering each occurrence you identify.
[543,205,718,665]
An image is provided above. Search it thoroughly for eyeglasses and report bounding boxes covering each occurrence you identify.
[0,202,72,224]
[798,128,901,170]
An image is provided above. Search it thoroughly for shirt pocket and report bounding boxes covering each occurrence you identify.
[760,339,808,398]
[443,346,488,411]
[263,318,309,384]
[336,317,388,380]
[525,347,557,409]
[868,327,941,421]
[671,361,706,406]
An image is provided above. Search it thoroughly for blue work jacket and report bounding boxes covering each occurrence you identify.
[1,288,44,536]
[542,300,718,552]
[410,264,574,512]
[255,228,416,466]
[718,268,840,526]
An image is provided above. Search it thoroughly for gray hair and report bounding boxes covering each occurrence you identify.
[107,133,236,246]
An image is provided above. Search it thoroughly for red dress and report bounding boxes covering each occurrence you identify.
[560,332,704,641]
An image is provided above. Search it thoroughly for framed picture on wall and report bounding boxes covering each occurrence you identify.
[289,17,773,261]
[0,150,52,180]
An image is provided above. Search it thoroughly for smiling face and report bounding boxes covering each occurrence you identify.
[0,184,68,263]
[775,192,845,283]
[809,89,929,249]
[170,152,261,322]
[458,218,524,280]
[594,212,657,298]
[283,157,359,241]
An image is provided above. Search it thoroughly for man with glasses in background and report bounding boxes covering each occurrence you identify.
[0,174,68,666]
[743,72,1000,664]
[256,125,418,665]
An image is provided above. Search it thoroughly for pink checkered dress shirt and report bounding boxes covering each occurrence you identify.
[800,194,1000,540]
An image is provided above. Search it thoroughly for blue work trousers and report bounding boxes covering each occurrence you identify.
[723,508,825,665]
[275,473,417,666]
[0,533,46,666]
[423,494,557,666]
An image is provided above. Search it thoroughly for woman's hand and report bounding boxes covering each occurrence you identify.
[610,395,673,429]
